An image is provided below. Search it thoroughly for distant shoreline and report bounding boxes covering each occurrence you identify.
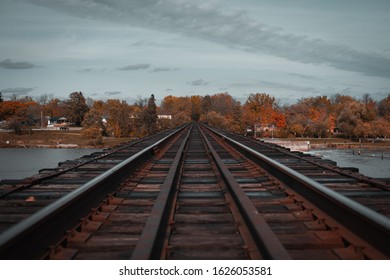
[1,130,389,150]
[0,130,133,149]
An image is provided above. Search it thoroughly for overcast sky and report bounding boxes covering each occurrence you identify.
[1,0,390,105]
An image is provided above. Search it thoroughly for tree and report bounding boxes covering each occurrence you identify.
[190,95,202,121]
[104,99,135,137]
[0,100,40,134]
[63,92,89,126]
[201,95,212,116]
[227,102,243,133]
[43,98,65,119]
[36,93,53,106]
[0,92,3,102]
[242,93,285,136]
[203,111,228,129]
[134,95,148,108]
[360,94,377,121]
[378,95,390,121]
[284,96,333,138]
[336,100,366,138]
[82,100,106,136]
[160,95,189,116]
[141,94,158,135]
[243,93,277,125]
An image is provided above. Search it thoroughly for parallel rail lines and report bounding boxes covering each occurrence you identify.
[210,126,390,217]
[0,125,187,259]
[0,123,389,260]
[0,127,184,232]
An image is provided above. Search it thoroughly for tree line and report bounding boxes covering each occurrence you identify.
[0,91,389,139]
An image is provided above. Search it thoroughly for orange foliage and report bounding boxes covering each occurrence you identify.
[242,93,283,128]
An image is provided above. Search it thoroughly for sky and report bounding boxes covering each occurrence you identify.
[1,0,390,105]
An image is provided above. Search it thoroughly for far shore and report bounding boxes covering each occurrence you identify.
[1,129,389,150]
[0,130,134,149]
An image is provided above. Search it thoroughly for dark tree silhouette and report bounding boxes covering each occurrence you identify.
[142,94,158,135]
[63,92,89,126]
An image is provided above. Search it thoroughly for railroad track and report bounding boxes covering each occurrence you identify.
[208,126,390,217]
[0,123,389,259]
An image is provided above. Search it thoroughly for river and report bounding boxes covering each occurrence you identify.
[0,148,100,181]
[0,147,389,181]
[305,148,390,179]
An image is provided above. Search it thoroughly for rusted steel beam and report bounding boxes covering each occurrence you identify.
[200,126,291,260]
[205,125,390,257]
[131,126,192,260]
[0,126,187,260]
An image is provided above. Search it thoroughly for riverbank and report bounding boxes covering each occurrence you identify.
[261,137,390,151]
[2,130,389,150]
[0,130,133,148]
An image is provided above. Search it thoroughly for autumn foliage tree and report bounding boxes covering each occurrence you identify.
[242,93,286,136]
[0,90,388,140]
[0,99,40,134]
[160,95,191,127]
[197,92,242,132]
[42,97,65,120]
[81,100,106,142]
[63,92,89,126]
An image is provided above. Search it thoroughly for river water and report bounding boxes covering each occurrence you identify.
[0,148,100,181]
[0,147,389,181]
[305,148,390,179]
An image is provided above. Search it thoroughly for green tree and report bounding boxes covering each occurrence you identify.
[63,92,89,126]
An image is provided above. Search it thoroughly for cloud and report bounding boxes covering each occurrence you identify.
[1,87,35,95]
[21,0,390,78]
[288,73,320,81]
[117,63,150,71]
[79,68,94,73]
[79,67,107,73]
[151,67,178,73]
[258,80,317,93]
[105,91,121,96]
[165,88,173,91]
[187,79,208,86]
[131,40,157,47]
[0,59,38,70]
[230,80,318,94]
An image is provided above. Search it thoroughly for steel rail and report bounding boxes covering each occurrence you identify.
[131,125,192,259]
[0,128,181,198]
[199,125,291,259]
[0,126,187,259]
[204,125,390,257]
[242,135,389,190]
